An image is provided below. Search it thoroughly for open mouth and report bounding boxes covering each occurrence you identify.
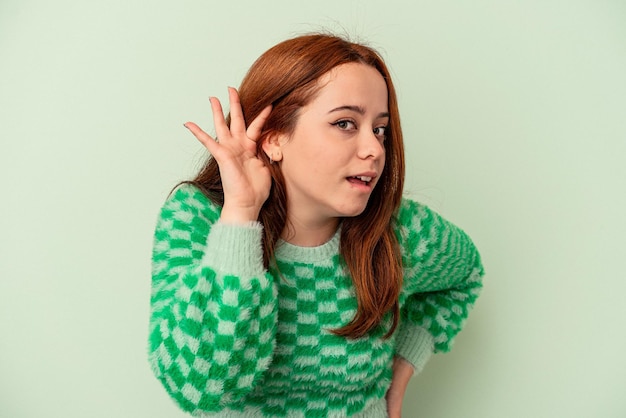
[347,175,373,186]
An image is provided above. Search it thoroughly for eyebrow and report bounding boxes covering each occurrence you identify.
[328,105,389,119]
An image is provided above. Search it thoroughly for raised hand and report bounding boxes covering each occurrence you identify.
[184,87,273,224]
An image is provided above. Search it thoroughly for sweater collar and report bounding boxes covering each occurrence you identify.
[275,227,341,263]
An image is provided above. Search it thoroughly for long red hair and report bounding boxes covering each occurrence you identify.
[189,34,405,338]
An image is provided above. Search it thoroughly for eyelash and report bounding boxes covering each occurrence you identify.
[331,119,388,141]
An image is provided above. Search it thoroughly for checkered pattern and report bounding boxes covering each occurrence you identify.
[148,184,484,416]
[395,199,484,353]
[149,185,277,413]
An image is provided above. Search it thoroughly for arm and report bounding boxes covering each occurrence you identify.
[148,185,277,413]
[149,88,276,413]
[386,198,483,416]
[386,356,415,418]
[387,323,434,416]
[396,198,484,353]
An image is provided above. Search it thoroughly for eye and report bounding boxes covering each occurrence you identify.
[331,119,357,131]
[373,126,388,141]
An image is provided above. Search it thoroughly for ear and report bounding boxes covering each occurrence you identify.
[261,132,285,162]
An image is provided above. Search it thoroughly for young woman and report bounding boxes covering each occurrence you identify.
[148,34,484,417]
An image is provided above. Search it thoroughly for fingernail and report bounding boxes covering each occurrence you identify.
[183,123,189,129]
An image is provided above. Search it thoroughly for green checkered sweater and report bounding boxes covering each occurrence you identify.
[148,184,484,417]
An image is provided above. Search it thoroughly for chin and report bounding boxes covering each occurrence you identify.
[336,203,369,218]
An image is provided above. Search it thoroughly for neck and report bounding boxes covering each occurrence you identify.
[281,215,340,247]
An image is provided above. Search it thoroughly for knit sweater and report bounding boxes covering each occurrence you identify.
[148,184,484,417]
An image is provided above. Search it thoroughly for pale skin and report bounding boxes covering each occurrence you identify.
[262,63,387,246]
[184,63,414,416]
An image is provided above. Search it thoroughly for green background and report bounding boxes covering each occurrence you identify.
[1,0,625,416]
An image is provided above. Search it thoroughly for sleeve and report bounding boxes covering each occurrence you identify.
[147,184,278,414]
[394,323,434,373]
[395,198,484,354]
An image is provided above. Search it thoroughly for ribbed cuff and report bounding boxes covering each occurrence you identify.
[394,325,434,374]
[203,221,265,277]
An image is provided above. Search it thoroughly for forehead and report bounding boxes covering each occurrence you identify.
[311,63,389,111]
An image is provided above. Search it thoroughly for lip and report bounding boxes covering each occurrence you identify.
[350,171,378,180]
[346,171,378,191]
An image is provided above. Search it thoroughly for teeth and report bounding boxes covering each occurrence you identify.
[356,176,372,182]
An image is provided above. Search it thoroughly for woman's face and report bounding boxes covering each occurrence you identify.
[275,62,388,226]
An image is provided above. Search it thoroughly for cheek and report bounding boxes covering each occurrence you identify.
[378,148,387,170]
[282,146,329,182]
[302,144,340,173]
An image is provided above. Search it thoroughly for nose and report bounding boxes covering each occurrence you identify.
[357,130,385,160]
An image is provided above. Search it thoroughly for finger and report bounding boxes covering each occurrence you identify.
[184,122,218,153]
[209,96,230,140]
[246,104,273,141]
[227,87,246,135]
